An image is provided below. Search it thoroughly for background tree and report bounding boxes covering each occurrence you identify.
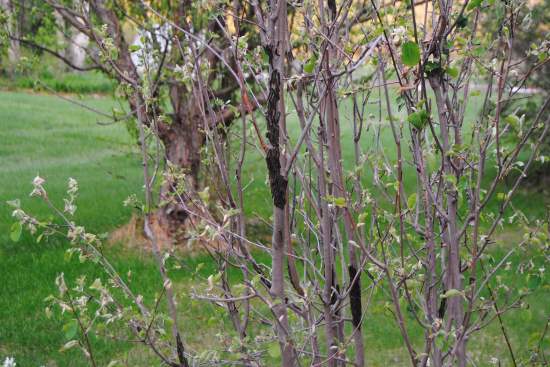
[2,0,264,237]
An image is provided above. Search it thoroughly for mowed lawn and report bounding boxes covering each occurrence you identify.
[0,91,256,366]
[0,90,548,366]
[0,91,151,366]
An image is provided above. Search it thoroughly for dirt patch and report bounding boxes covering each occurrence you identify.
[109,214,151,249]
[108,213,271,253]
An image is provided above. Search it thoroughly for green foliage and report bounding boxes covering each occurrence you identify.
[267,341,281,358]
[424,61,442,76]
[501,97,549,184]
[482,0,550,89]
[407,193,417,209]
[407,109,429,130]
[10,222,22,242]
[467,0,483,11]
[401,41,420,67]
[456,14,468,28]
[303,55,318,73]
[446,66,459,78]
[63,319,78,340]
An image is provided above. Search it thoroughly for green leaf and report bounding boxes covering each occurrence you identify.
[267,341,281,359]
[198,187,210,202]
[407,110,429,130]
[6,199,20,208]
[467,0,482,11]
[303,55,317,73]
[64,249,74,262]
[407,193,417,209]
[445,174,457,186]
[424,61,441,75]
[90,278,103,290]
[63,319,79,340]
[10,221,22,242]
[441,289,464,299]
[456,14,468,28]
[447,66,459,78]
[334,197,346,207]
[129,45,141,52]
[324,195,346,207]
[528,331,543,348]
[401,41,420,67]
[504,114,520,127]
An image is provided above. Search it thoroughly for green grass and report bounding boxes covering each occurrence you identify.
[0,91,143,365]
[1,71,115,94]
[0,89,548,366]
[0,91,256,366]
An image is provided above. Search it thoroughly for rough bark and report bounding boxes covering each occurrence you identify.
[430,72,466,367]
[91,0,206,239]
[156,88,205,235]
[263,0,297,363]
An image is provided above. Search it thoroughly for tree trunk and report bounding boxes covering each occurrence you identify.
[66,32,89,70]
[1,0,21,76]
[156,91,205,238]
[430,73,466,367]
[263,0,297,363]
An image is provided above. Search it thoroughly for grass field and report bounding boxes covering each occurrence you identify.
[0,90,548,366]
[1,71,115,94]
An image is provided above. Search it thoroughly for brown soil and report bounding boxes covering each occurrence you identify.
[108,213,270,254]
